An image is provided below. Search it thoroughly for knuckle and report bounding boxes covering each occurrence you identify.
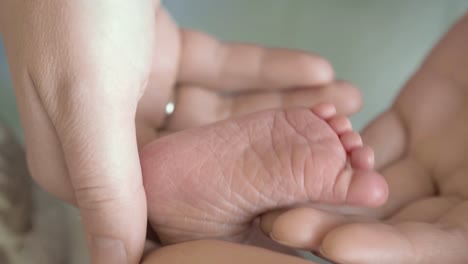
[73,181,123,212]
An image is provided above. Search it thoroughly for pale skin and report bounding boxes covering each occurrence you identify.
[141,11,468,264]
[142,103,387,246]
[0,1,375,263]
[141,240,314,264]
[2,1,465,264]
[261,13,468,264]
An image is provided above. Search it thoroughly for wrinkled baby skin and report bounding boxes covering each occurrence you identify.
[141,105,388,244]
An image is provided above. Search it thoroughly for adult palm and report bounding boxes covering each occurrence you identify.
[263,14,468,264]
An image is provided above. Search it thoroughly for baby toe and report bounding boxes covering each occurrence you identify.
[328,116,353,135]
[350,146,375,170]
[340,131,363,152]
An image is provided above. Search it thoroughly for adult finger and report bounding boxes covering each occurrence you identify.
[177,30,334,91]
[320,216,468,263]
[165,81,361,131]
[264,202,468,264]
[142,240,314,264]
[260,207,372,251]
[225,81,361,118]
[59,99,147,264]
[360,108,407,170]
[1,0,155,263]
[316,201,468,264]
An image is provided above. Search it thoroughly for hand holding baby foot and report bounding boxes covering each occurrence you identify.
[134,10,366,251]
[141,104,387,245]
[261,14,468,264]
[1,0,362,261]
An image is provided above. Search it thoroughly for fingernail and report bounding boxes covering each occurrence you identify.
[92,236,127,264]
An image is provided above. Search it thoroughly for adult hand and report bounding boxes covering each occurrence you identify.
[142,240,314,264]
[137,19,363,257]
[1,0,156,263]
[136,31,361,146]
[0,1,360,263]
[261,14,468,264]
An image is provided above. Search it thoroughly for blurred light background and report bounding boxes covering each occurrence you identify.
[0,1,467,263]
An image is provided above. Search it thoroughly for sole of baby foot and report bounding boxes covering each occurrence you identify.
[141,105,388,244]
[311,104,387,205]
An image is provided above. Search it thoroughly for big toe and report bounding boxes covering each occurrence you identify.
[344,169,388,207]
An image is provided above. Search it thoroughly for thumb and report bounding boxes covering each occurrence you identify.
[58,100,146,264]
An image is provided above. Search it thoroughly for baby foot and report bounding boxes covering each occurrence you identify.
[140,104,388,244]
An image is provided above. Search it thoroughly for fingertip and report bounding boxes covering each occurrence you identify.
[90,236,128,264]
[337,82,362,115]
[312,57,335,83]
[269,208,349,250]
[269,208,319,249]
[293,54,335,84]
[320,224,370,263]
[78,185,148,264]
[320,223,407,264]
[260,210,285,235]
